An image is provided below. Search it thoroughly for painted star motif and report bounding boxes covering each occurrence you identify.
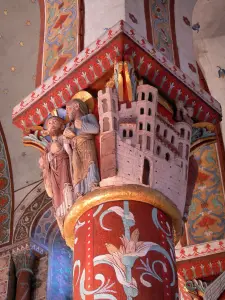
[25,20,31,26]
[19,41,24,46]
[21,152,26,157]
[37,188,41,193]
[4,10,8,16]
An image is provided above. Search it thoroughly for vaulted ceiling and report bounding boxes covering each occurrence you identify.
[193,0,225,136]
[0,0,41,208]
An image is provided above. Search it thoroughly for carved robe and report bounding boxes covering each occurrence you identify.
[42,136,73,217]
[67,114,100,197]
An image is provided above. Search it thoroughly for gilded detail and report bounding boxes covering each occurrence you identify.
[64,185,182,249]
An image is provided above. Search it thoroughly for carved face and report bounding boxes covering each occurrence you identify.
[66,104,79,121]
[186,107,194,118]
[46,117,64,136]
[66,100,87,121]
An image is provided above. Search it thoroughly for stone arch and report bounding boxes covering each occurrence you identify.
[13,191,52,244]
[14,191,73,299]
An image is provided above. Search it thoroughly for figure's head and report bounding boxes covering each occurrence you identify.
[186,106,194,118]
[45,116,65,136]
[66,99,89,121]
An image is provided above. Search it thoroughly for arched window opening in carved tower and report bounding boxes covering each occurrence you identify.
[164,129,167,138]
[165,153,170,161]
[180,128,185,138]
[178,143,183,157]
[156,124,160,133]
[102,99,108,113]
[156,145,161,155]
[103,117,110,132]
[139,135,143,150]
[142,158,150,185]
[187,131,190,140]
[123,129,127,138]
[147,136,151,150]
[129,130,133,137]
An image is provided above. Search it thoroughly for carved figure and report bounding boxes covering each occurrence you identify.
[63,99,100,199]
[39,116,74,231]
[106,58,137,102]
[175,101,193,125]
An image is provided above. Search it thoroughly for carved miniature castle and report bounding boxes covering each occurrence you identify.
[98,84,191,215]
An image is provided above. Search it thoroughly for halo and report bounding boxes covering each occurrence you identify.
[71,91,94,112]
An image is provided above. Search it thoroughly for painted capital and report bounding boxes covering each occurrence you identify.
[13,249,35,277]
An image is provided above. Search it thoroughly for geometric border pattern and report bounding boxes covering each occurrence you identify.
[0,123,14,248]
[13,191,51,244]
[176,238,225,262]
[12,21,222,130]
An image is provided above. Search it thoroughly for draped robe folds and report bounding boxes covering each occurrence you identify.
[67,114,100,197]
[43,136,73,217]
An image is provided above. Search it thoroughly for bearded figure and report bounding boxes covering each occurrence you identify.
[63,99,100,199]
[39,116,74,234]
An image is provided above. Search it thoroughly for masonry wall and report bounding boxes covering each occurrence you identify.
[98,85,191,215]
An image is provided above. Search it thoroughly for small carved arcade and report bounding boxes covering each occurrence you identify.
[98,84,192,215]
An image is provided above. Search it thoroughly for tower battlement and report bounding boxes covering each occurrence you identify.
[98,84,191,214]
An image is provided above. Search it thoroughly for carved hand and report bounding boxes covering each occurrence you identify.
[75,119,82,129]
[63,128,76,139]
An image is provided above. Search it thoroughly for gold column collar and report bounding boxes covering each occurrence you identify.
[64,185,182,249]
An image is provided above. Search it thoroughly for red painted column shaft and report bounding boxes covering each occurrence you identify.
[13,250,35,300]
[73,200,178,300]
[16,270,33,300]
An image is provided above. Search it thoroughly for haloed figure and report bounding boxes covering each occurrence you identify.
[39,116,74,234]
[63,99,100,199]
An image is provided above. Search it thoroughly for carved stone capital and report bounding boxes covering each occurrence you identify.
[12,249,35,277]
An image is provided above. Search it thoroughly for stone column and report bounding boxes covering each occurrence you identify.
[13,250,35,300]
[64,185,181,300]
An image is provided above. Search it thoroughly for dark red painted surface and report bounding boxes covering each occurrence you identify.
[73,200,178,299]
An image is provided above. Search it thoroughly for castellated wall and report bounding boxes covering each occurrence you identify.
[98,85,191,215]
